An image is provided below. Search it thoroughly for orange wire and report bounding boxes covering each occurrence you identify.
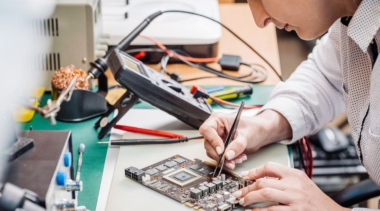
[139,35,218,63]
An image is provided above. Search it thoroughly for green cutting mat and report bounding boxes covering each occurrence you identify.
[21,85,274,210]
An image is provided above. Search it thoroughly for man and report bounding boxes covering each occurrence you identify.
[199,0,379,210]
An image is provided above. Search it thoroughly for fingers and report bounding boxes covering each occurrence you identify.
[199,113,229,155]
[204,140,219,160]
[233,178,286,199]
[248,205,291,211]
[233,153,247,164]
[239,188,291,206]
[240,162,289,180]
[225,160,235,170]
[224,132,247,160]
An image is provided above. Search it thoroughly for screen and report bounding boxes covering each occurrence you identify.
[122,56,141,74]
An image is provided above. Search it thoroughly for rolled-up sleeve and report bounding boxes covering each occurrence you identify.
[261,22,346,143]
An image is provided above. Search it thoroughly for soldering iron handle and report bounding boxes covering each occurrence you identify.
[87,11,163,79]
[116,11,163,54]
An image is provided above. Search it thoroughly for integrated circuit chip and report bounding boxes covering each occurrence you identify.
[164,161,177,168]
[173,157,186,164]
[155,165,168,171]
[173,172,194,182]
[163,168,202,187]
[190,164,201,171]
[145,169,158,175]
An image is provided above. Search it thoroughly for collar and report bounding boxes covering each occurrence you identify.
[345,0,380,52]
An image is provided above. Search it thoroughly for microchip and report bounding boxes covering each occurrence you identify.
[173,172,194,181]
[155,165,168,171]
[163,169,202,187]
[164,161,176,168]
[173,158,186,164]
[190,165,201,171]
[146,169,158,175]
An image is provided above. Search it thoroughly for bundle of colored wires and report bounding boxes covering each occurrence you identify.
[138,35,268,84]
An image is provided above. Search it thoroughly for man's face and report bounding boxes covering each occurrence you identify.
[247,0,339,40]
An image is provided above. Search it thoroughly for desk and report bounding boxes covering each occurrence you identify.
[105,130,291,211]
[106,3,281,86]
[21,3,284,211]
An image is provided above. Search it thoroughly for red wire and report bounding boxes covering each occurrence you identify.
[301,138,310,177]
[304,137,314,178]
[139,35,218,63]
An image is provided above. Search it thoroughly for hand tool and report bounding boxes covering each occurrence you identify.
[212,100,245,177]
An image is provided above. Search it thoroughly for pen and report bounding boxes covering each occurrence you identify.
[207,86,253,104]
[114,125,185,139]
[205,86,225,94]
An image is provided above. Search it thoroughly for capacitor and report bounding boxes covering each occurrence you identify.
[217,176,221,181]
[216,194,223,204]
[223,192,230,200]
[221,174,226,181]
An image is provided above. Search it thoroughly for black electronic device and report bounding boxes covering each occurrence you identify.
[310,127,349,153]
[95,49,212,139]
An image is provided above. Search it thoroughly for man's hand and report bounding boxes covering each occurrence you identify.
[199,110,292,170]
[232,162,350,211]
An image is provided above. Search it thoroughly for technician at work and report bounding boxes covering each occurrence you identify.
[200,0,379,210]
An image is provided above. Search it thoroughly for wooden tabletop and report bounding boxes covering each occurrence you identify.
[106,3,281,86]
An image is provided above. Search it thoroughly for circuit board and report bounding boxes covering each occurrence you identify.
[125,155,252,211]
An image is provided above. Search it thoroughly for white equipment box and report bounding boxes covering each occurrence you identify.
[101,0,221,56]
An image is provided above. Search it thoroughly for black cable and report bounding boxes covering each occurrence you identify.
[168,50,267,83]
[162,10,283,81]
[125,47,268,83]
[296,141,307,171]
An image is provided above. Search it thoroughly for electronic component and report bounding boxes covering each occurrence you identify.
[164,161,177,168]
[216,194,224,204]
[198,186,209,197]
[173,157,186,164]
[155,165,168,172]
[125,167,145,182]
[221,174,226,181]
[213,180,223,190]
[145,169,158,175]
[223,192,230,200]
[217,203,232,211]
[124,155,247,211]
[206,183,216,193]
[190,188,202,200]
[98,49,212,139]
[190,164,202,171]
[163,169,202,187]
[218,54,242,71]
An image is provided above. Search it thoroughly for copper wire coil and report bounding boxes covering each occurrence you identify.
[51,64,89,90]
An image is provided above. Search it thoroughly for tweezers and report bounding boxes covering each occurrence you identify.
[212,100,245,178]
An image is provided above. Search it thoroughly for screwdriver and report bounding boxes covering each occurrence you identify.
[207,86,253,104]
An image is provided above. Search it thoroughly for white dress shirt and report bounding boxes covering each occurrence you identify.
[262,0,380,210]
